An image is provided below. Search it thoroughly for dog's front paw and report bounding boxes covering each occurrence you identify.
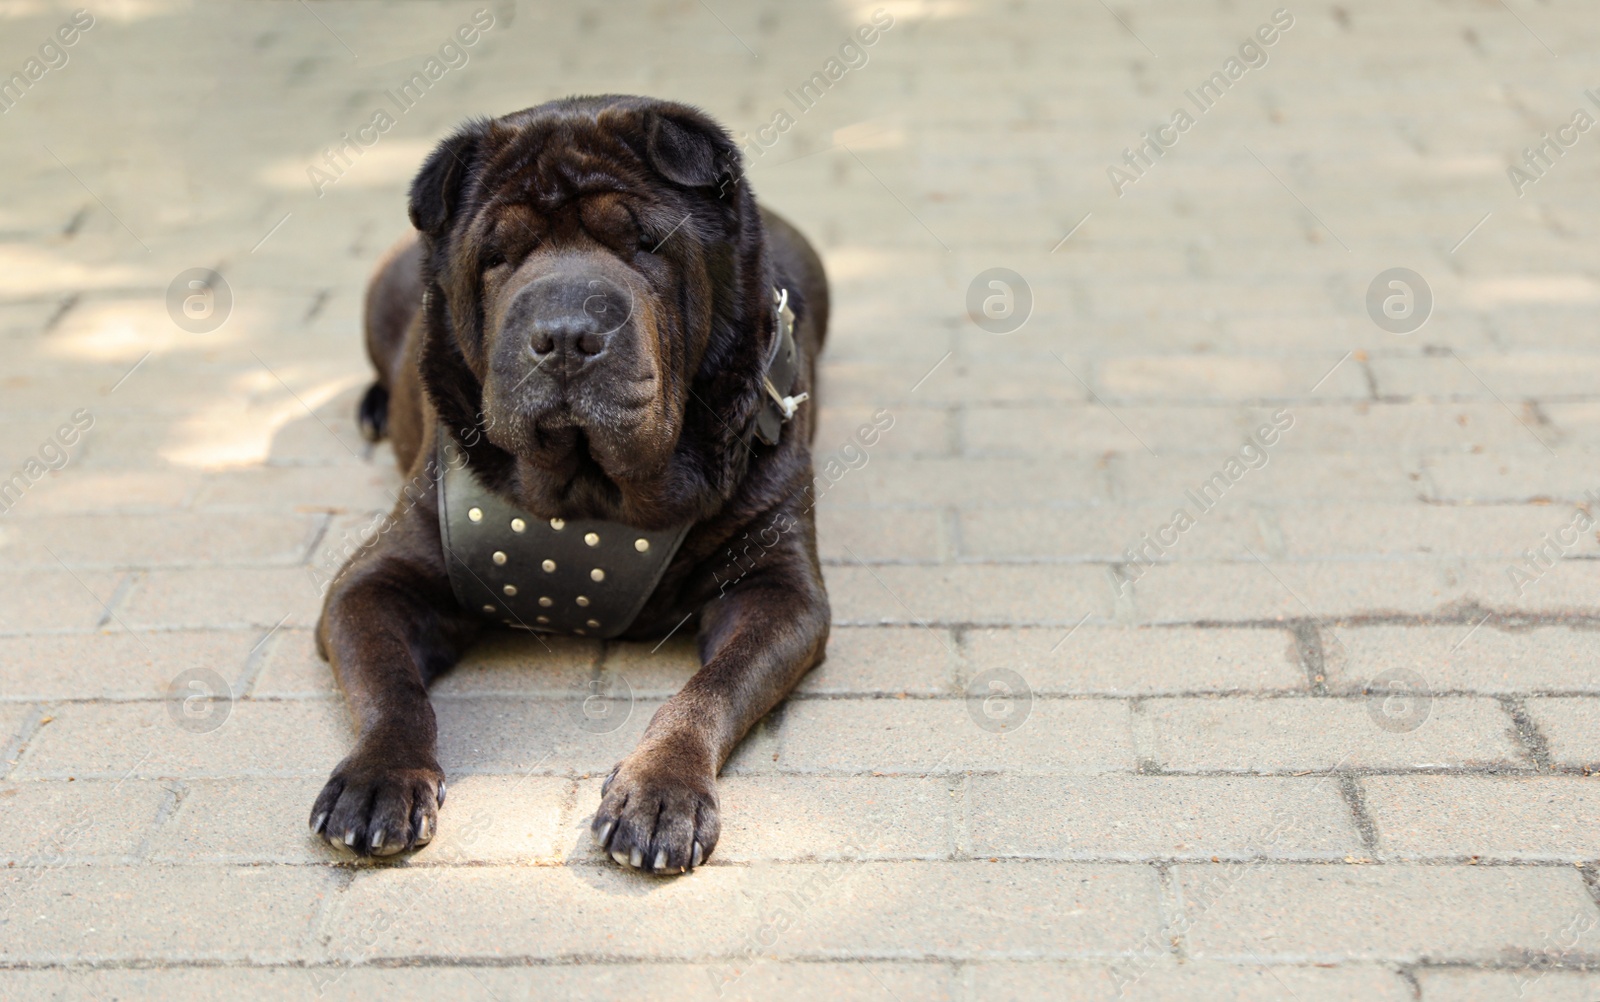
[591,752,719,875]
[310,748,445,858]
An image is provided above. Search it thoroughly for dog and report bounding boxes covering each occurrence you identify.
[309,95,830,874]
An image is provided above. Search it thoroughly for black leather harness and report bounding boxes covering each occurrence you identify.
[438,287,804,638]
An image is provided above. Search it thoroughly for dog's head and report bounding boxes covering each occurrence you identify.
[411,95,774,527]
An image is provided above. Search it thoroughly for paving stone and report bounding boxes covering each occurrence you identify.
[1322,626,1600,695]
[801,625,959,695]
[0,568,125,634]
[776,698,1135,774]
[958,502,1263,562]
[116,567,324,631]
[1095,355,1370,402]
[1177,864,1600,963]
[1417,970,1600,1002]
[0,964,957,1002]
[433,696,657,776]
[817,457,1111,506]
[1112,452,1423,504]
[323,861,1161,961]
[0,865,336,964]
[967,960,1415,1001]
[1127,559,1570,624]
[0,779,172,865]
[1423,455,1600,503]
[1144,696,1527,772]
[0,513,318,569]
[1364,775,1600,861]
[966,775,1360,861]
[0,629,261,700]
[816,503,946,562]
[962,626,1303,694]
[14,700,353,780]
[1526,698,1600,768]
[824,564,1114,625]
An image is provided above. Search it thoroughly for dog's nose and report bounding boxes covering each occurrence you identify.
[529,313,610,359]
[512,275,630,363]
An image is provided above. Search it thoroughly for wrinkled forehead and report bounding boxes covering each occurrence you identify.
[475,113,652,211]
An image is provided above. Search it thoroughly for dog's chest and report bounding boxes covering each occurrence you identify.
[436,444,692,638]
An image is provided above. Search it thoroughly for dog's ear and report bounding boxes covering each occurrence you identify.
[646,107,739,188]
[409,120,490,235]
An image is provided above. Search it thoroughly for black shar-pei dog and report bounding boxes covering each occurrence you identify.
[310,95,830,873]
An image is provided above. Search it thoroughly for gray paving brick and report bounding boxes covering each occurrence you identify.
[1364,775,1600,861]
[802,625,959,695]
[1273,503,1592,559]
[968,960,1414,1001]
[1323,626,1600,695]
[1370,355,1600,401]
[0,779,171,865]
[966,775,1360,861]
[824,564,1113,625]
[963,626,1303,694]
[0,568,126,634]
[116,568,323,631]
[1127,559,1583,624]
[0,629,260,700]
[776,698,1135,774]
[1423,455,1599,503]
[1112,452,1423,504]
[0,964,957,1002]
[193,464,402,513]
[1527,698,1600,768]
[1417,970,1600,1002]
[1178,863,1600,963]
[958,503,1259,561]
[1094,355,1369,402]
[0,513,318,568]
[0,865,336,963]
[324,861,1160,961]
[817,457,1110,506]
[14,701,353,780]
[816,503,946,562]
[1144,696,1526,772]
[433,696,657,776]
[7,468,201,513]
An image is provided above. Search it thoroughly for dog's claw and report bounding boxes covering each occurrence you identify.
[611,849,629,867]
[629,846,642,869]
[437,780,446,806]
[653,849,667,871]
[311,811,328,835]
[343,829,357,847]
[596,821,613,846]
[692,841,703,867]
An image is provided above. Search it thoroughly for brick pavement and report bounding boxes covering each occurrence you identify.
[2,0,1600,998]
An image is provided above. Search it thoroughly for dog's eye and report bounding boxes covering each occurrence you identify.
[636,233,656,254]
[483,251,508,270]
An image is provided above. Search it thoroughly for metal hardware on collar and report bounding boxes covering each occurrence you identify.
[754,286,805,447]
[436,431,692,639]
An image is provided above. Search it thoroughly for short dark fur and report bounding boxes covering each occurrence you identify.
[311,96,831,873]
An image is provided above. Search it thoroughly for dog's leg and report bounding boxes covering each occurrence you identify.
[592,563,829,873]
[310,512,477,857]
